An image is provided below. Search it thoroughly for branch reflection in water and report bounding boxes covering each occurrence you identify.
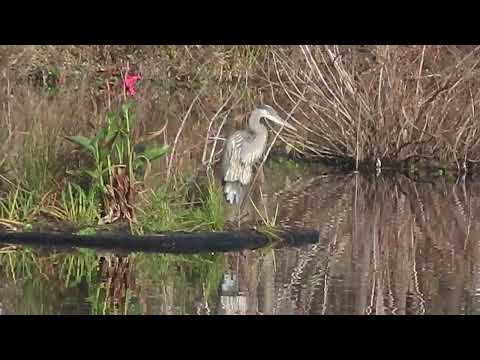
[1,162,480,315]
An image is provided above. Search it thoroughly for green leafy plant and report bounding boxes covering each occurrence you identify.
[65,103,169,218]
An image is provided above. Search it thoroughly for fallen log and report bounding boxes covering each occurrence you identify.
[0,229,319,254]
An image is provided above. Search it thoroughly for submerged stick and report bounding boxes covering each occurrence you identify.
[0,229,319,254]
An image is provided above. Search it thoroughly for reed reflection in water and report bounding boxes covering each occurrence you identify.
[1,169,480,315]
[245,172,480,315]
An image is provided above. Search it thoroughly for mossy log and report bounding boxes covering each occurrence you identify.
[0,229,319,254]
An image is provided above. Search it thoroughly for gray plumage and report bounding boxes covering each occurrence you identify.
[221,105,295,204]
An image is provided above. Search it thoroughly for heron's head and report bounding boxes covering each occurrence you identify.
[256,105,296,131]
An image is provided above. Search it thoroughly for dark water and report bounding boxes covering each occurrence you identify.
[1,162,480,315]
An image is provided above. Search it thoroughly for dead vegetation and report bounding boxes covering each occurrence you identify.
[1,45,480,225]
[270,45,480,173]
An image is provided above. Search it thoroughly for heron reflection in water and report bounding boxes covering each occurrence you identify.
[221,105,296,205]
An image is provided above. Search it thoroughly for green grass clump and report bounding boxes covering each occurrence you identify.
[0,131,65,226]
[0,186,36,223]
[45,183,100,226]
[136,176,225,233]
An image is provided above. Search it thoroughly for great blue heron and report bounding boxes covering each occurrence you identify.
[221,105,296,204]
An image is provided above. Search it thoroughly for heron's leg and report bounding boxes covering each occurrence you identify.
[258,166,269,212]
[246,166,267,225]
[237,202,241,229]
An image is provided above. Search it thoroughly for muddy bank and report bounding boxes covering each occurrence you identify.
[274,152,478,182]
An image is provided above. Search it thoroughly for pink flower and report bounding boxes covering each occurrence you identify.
[123,73,142,96]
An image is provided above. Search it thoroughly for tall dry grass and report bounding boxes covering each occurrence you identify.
[2,45,480,198]
[269,45,480,171]
[0,46,275,190]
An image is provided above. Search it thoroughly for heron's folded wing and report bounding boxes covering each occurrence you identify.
[222,132,255,185]
[222,132,245,182]
[240,131,266,165]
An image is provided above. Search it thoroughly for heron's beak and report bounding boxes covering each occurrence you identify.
[269,115,297,131]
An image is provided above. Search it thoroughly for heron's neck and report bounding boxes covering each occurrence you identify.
[248,111,268,136]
